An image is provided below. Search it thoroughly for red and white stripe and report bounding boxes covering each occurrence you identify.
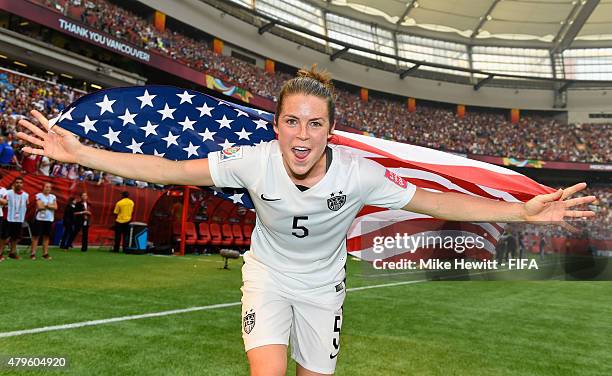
[330,131,554,261]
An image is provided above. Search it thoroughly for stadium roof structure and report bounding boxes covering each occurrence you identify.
[214,0,612,91]
[310,0,610,49]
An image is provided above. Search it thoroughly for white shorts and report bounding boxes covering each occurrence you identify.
[241,274,346,374]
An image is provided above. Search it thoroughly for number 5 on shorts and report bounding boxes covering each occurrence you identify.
[330,313,342,359]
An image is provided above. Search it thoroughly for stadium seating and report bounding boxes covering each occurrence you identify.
[197,222,212,246]
[209,223,223,247]
[232,224,246,248]
[221,224,234,247]
[243,224,254,247]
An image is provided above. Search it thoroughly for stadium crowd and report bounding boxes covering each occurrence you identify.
[33,0,611,163]
[0,71,155,187]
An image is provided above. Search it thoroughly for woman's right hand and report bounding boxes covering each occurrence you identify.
[17,110,84,164]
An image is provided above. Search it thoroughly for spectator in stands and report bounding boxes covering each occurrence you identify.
[38,156,52,176]
[20,151,41,174]
[0,177,28,261]
[0,136,18,167]
[113,191,134,253]
[59,196,76,250]
[71,192,91,252]
[30,182,57,260]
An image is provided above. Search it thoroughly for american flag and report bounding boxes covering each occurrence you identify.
[53,85,553,261]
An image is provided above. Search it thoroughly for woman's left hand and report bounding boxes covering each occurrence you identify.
[524,182,596,223]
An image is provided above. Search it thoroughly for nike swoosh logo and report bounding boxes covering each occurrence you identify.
[329,352,339,359]
[260,194,281,202]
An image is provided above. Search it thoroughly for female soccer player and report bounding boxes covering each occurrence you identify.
[17,67,595,376]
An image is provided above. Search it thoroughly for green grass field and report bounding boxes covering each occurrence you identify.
[1,247,611,375]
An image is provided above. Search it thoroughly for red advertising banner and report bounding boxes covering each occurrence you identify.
[154,10,166,32]
[213,38,224,55]
[265,59,275,74]
[510,108,520,123]
[0,0,275,111]
[407,97,416,112]
[457,104,465,118]
[360,88,368,102]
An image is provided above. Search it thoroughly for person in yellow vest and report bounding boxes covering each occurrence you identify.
[113,191,134,253]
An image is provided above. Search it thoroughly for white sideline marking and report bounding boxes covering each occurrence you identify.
[0,265,561,339]
[0,277,433,339]
[0,302,240,339]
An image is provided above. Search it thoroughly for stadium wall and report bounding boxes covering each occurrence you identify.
[137,0,612,113]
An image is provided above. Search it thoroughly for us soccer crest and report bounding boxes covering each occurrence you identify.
[243,309,256,334]
[327,191,346,211]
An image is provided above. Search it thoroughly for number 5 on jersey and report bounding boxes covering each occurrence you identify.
[292,216,309,238]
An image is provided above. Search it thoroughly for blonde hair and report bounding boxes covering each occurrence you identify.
[276,64,336,126]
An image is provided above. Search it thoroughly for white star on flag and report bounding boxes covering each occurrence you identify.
[236,127,252,140]
[141,121,159,137]
[78,115,97,134]
[59,107,75,122]
[177,90,195,104]
[157,103,176,120]
[126,138,144,154]
[216,115,233,129]
[229,193,244,204]
[103,127,121,146]
[254,119,269,129]
[196,102,214,117]
[118,109,137,126]
[235,108,248,117]
[162,131,180,147]
[96,95,116,115]
[136,90,156,108]
[199,128,216,142]
[178,116,196,132]
[183,142,199,158]
[153,149,166,158]
[219,139,235,149]
[255,109,271,116]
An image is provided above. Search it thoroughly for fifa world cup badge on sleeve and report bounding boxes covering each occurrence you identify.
[219,146,243,163]
[385,169,407,188]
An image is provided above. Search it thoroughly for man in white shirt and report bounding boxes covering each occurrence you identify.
[30,182,57,260]
[0,177,29,261]
[38,156,51,176]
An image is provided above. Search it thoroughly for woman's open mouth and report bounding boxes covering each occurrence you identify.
[291,146,311,161]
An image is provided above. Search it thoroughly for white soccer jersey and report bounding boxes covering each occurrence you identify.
[0,187,6,218]
[208,141,416,296]
[35,192,57,222]
[6,190,29,223]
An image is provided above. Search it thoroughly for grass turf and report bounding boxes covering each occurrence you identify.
[0,247,611,375]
